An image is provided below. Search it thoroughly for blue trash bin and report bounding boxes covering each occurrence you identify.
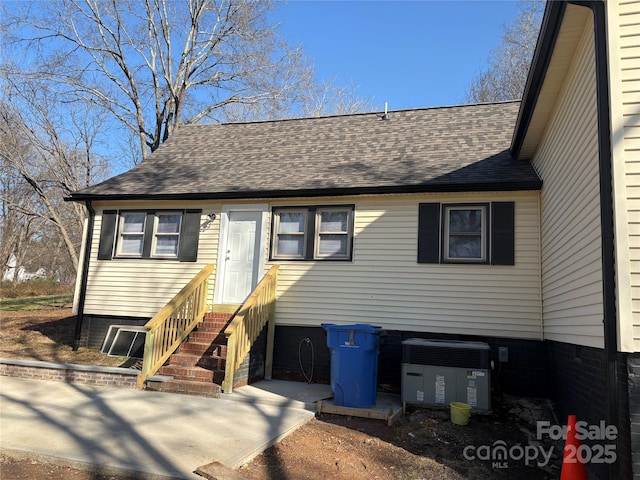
[322,323,382,408]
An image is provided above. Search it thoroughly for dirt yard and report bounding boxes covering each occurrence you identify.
[238,396,562,480]
[0,310,125,367]
[0,310,564,479]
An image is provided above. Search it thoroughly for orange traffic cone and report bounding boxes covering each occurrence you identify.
[560,414,588,480]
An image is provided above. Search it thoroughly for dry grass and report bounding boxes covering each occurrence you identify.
[1,280,74,311]
[1,279,74,299]
[0,309,127,367]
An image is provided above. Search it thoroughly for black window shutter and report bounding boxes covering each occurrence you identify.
[97,210,118,260]
[178,209,202,262]
[491,202,515,265]
[417,203,441,264]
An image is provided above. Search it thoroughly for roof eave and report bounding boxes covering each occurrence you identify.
[66,181,543,203]
[510,1,568,159]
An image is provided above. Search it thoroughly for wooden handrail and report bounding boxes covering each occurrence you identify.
[137,264,215,389]
[222,264,279,393]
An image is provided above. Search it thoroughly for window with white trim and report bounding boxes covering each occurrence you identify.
[152,213,182,257]
[443,205,487,262]
[273,209,308,259]
[315,208,351,258]
[117,212,147,257]
[271,206,354,261]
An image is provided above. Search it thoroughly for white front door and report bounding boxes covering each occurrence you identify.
[220,210,264,304]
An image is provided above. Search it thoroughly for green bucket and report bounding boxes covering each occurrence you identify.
[450,402,472,425]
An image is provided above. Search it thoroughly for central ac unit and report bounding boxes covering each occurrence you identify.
[401,338,491,412]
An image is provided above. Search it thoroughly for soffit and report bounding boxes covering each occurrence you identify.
[518,5,593,160]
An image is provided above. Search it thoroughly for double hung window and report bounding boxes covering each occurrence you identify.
[272,206,354,261]
[153,213,182,257]
[117,212,147,257]
[443,205,487,262]
[273,209,308,258]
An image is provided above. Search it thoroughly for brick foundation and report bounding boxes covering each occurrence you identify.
[233,324,269,388]
[627,354,640,479]
[547,342,633,480]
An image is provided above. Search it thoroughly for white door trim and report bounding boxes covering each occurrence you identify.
[215,204,268,304]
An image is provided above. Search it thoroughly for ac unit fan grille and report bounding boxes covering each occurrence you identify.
[403,346,489,369]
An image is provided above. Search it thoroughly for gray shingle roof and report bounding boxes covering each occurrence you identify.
[70,101,541,201]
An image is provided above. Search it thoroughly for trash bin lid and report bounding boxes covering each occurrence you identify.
[321,323,382,334]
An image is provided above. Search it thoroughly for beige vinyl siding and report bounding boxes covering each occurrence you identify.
[267,192,542,339]
[83,201,221,318]
[532,19,604,348]
[619,1,640,350]
[607,0,640,351]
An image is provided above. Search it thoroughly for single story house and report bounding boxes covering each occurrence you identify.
[67,1,638,478]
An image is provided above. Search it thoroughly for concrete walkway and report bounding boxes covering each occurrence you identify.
[0,376,332,479]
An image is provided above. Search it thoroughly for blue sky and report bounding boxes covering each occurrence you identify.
[272,1,523,111]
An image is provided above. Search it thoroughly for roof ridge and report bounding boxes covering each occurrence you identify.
[180,100,522,128]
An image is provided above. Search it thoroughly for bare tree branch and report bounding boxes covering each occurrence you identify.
[0,76,109,278]
[465,0,544,103]
[3,0,314,159]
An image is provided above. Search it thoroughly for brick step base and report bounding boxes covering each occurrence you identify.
[146,379,221,398]
[188,331,227,343]
[179,342,228,357]
[159,365,225,383]
[195,321,228,332]
[168,353,226,370]
[204,312,236,321]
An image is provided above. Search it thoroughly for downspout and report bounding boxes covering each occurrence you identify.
[570,2,619,479]
[73,201,95,351]
[537,190,544,341]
